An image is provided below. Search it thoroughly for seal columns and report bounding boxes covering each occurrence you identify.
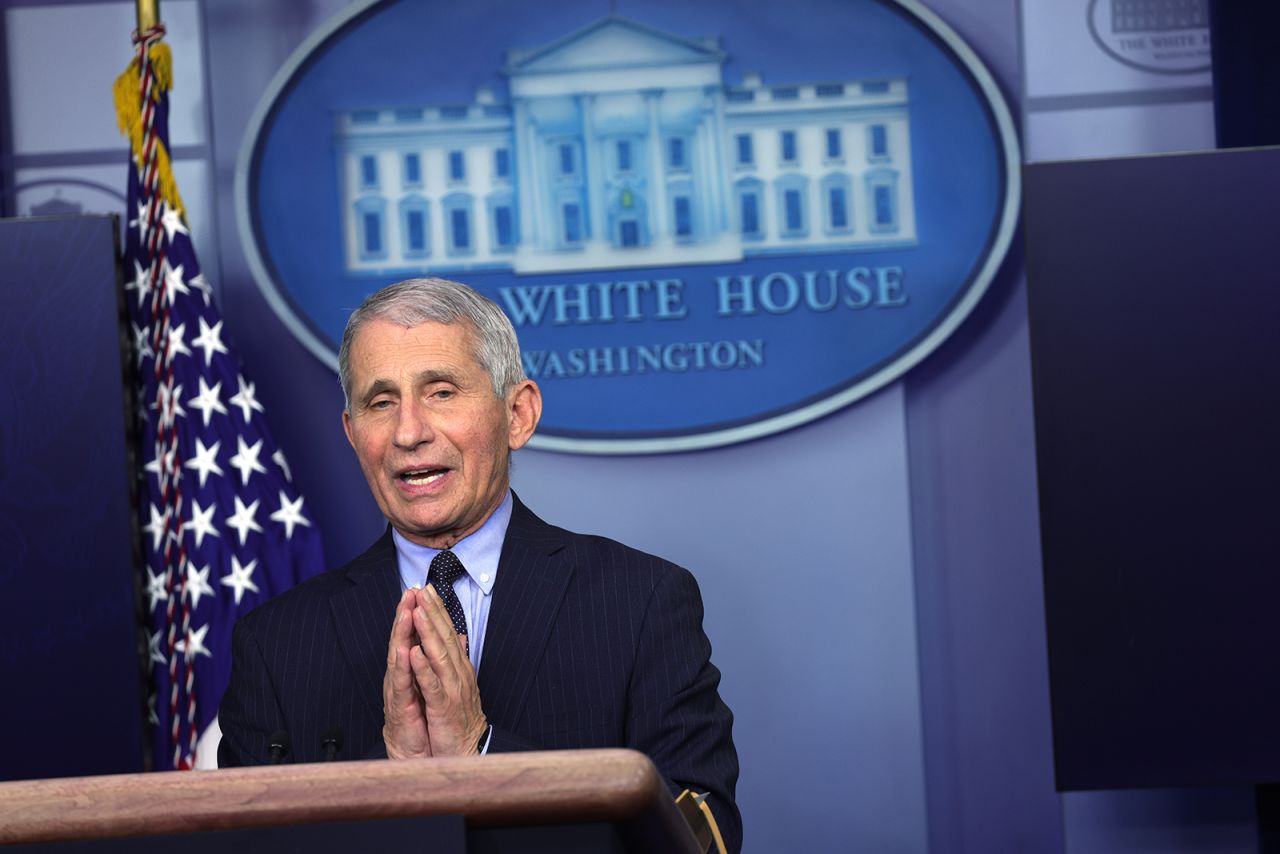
[644,89,670,242]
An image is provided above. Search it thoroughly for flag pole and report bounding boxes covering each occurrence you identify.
[136,0,159,33]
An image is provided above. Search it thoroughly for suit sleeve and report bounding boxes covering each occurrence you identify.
[217,617,286,768]
[484,726,539,753]
[625,566,742,854]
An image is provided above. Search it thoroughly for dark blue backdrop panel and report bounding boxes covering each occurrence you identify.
[1026,147,1280,791]
[0,215,144,780]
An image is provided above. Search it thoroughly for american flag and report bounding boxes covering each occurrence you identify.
[115,23,324,770]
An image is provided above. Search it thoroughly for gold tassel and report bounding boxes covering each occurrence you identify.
[112,41,185,219]
[148,42,173,94]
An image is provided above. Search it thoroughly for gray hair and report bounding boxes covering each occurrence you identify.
[338,277,525,411]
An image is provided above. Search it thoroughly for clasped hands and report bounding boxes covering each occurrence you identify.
[382,585,488,759]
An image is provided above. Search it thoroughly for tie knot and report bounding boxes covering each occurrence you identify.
[430,549,466,588]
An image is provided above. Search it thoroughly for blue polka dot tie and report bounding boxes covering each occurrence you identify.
[428,549,469,639]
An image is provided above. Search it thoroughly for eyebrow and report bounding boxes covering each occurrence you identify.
[356,368,466,406]
[356,379,396,408]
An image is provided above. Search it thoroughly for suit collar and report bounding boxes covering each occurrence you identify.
[476,494,574,728]
[329,527,400,722]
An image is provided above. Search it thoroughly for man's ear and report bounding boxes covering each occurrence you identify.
[507,380,542,451]
[342,408,356,450]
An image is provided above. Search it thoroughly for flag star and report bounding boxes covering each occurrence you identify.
[176,623,212,659]
[143,503,168,552]
[161,259,190,306]
[189,273,214,306]
[229,374,266,423]
[220,556,260,605]
[270,491,312,540]
[147,693,158,725]
[125,259,153,309]
[184,438,224,488]
[186,499,220,548]
[145,565,169,610]
[153,380,186,428]
[191,316,228,366]
[229,436,268,485]
[185,561,215,609]
[129,200,149,235]
[148,628,167,665]
[159,201,190,243]
[272,448,293,482]
[164,322,193,364]
[225,495,264,545]
[131,321,155,366]
[187,377,229,427]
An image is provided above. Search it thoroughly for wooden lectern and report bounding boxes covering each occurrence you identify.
[0,749,703,852]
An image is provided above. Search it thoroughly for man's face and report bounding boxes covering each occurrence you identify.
[342,317,540,549]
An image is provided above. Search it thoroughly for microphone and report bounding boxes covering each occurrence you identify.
[320,727,343,761]
[267,730,291,764]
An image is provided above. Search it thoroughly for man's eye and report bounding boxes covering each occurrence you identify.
[369,399,393,410]
[432,389,455,401]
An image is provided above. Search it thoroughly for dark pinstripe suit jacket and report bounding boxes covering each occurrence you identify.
[218,495,741,851]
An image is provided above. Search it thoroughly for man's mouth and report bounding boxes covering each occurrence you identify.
[399,467,448,486]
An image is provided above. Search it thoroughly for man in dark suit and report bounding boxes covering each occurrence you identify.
[218,278,741,850]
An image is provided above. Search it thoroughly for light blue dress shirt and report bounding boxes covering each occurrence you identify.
[391,490,513,673]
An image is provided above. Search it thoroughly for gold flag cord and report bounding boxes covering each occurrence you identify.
[112,39,184,218]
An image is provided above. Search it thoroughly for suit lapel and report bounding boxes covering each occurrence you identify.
[477,496,573,728]
[329,528,401,722]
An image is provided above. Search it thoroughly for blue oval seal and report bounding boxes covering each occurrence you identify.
[238,0,1020,453]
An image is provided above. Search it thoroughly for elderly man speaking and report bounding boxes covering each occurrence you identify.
[218,278,741,850]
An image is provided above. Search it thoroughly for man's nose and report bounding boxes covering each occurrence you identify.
[392,398,434,449]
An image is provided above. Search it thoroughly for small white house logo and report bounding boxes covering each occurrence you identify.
[336,17,916,277]
[239,0,1020,453]
[1087,0,1212,74]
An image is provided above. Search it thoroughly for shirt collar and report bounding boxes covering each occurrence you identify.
[392,490,512,596]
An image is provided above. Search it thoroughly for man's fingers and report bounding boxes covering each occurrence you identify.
[382,589,431,760]
[414,606,449,667]
[386,590,424,702]
[386,607,413,690]
[410,644,444,698]
[407,586,486,757]
[415,585,467,667]
[424,585,468,661]
[385,589,416,667]
[412,597,460,679]
[388,641,417,694]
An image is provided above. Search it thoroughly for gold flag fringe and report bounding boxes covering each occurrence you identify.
[113,41,185,218]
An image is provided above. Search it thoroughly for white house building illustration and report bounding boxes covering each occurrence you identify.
[335,16,917,276]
